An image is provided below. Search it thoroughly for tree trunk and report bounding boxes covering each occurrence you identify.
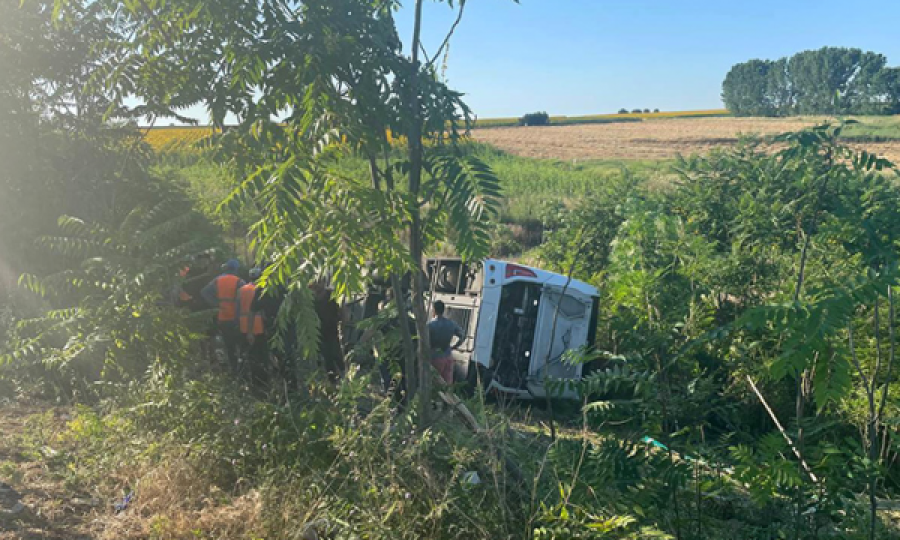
[410,229,432,425]
[368,153,417,408]
[869,414,878,540]
[391,274,417,407]
[793,231,811,540]
[407,0,432,425]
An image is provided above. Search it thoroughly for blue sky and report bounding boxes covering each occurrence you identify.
[158,0,900,124]
[393,0,900,117]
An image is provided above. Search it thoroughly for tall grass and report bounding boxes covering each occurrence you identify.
[148,140,674,229]
[465,143,672,223]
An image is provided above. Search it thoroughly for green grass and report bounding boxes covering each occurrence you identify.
[152,143,676,229]
[467,144,672,223]
[840,115,900,141]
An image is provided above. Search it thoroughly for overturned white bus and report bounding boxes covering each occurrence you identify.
[425,258,599,399]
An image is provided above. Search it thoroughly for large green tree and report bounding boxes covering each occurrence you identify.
[0,0,158,297]
[53,0,504,419]
[722,47,900,116]
[721,59,776,116]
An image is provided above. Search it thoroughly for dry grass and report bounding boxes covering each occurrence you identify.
[472,117,900,162]
[96,457,261,540]
[474,108,730,128]
[0,405,263,540]
[0,405,92,540]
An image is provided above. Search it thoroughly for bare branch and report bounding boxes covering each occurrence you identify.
[746,376,819,484]
[428,0,467,69]
[540,227,590,441]
[418,43,433,66]
[793,231,810,303]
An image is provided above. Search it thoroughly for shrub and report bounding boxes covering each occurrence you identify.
[3,198,219,400]
[490,224,523,258]
[643,108,650,113]
[653,108,660,113]
[518,111,550,126]
[631,108,642,114]
[617,108,628,114]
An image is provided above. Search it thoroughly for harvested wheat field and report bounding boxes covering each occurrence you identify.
[472,117,900,163]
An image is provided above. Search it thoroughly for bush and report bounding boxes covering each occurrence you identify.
[617,108,628,114]
[631,109,642,114]
[2,197,219,400]
[539,173,640,281]
[518,111,550,126]
[490,224,523,258]
[653,108,660,113]
[643,108,650,113]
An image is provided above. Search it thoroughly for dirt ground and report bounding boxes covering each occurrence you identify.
[472,117,900,163]
[0,404,97,540]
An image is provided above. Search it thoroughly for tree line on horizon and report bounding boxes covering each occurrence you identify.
[722,46,900,116]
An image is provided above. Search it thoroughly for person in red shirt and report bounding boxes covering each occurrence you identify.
[427,300,464,385]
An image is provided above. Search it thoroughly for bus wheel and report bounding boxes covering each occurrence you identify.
[465,363,493,398]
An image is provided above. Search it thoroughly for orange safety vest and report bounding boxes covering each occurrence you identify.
[215,274,242,322]
[239,283,264,335]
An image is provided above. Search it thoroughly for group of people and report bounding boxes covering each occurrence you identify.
[176,258,271,386]
[173,254,347,390]
[172,254,465,395]
[197,259,265,381]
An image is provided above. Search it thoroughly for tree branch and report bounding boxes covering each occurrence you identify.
[879,286,896,420]
[850,323,874,395]
[540,227,589,441]
[418,43,433,67]
[793,230,811,303]
[428,0,467,69]
[746,376,819,484]
[875,296,883,397]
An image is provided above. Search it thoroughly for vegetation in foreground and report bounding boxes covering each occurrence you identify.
[5,1,900,539]
[7,124,900,539]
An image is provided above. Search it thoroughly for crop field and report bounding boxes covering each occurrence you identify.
[471,116,900,162]
[144,114,900,227]
[142,125,216,150]
[472,108,731,128]
[143,114,900,165]
[140,110,730,151]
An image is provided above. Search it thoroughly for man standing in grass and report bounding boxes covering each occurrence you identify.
[201,259,245,375]
[427,300,464,385]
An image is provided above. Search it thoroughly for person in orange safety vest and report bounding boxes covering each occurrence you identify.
[238,267,269,387]
[201,259,245,374]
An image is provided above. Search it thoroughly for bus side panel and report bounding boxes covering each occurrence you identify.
[471,285,500,370]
